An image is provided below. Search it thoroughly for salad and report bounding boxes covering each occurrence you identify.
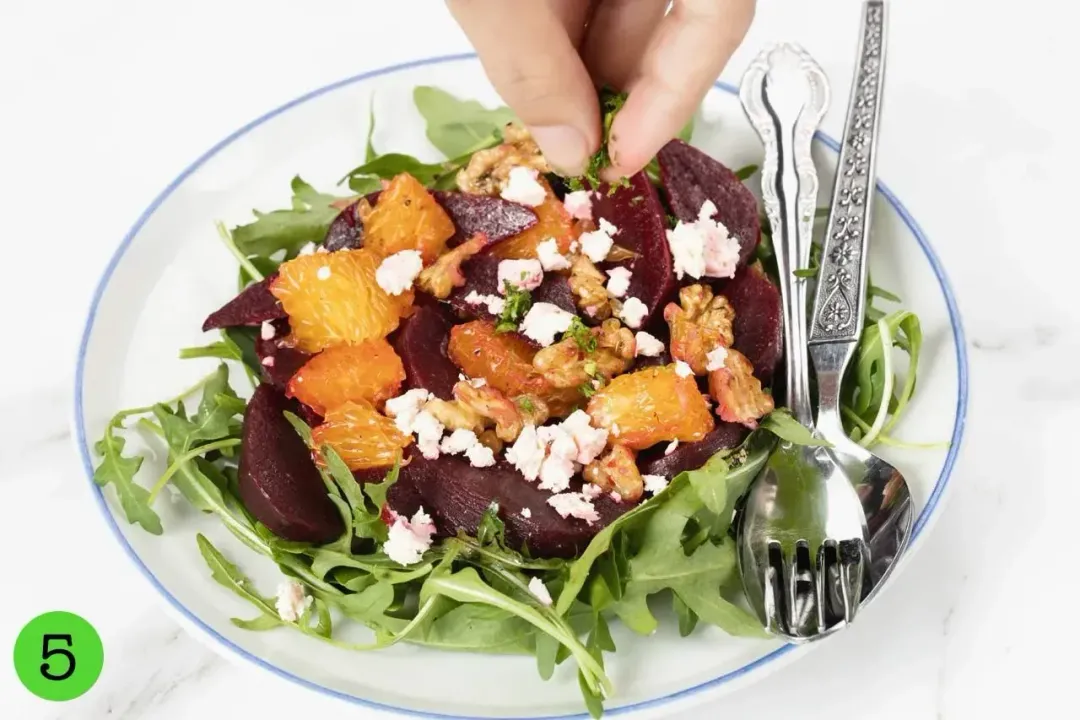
[93,85,925,716]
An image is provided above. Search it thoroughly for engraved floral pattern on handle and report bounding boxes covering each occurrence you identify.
[809,1,887,344]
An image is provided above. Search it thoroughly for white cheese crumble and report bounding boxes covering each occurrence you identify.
[521,507,533,519]
[562,190,593,220]
[674,360,694,378]
[519,303,575,347]
[643,474,669,495]
[383,507,437,566]
[438,427,496,468]
[376,250,423,296]
[528,576,554,606]
[665,439,679,455]
[560,410,609,465]
[536,425,578,492]
[297,242,317,256]
[411,410,444,459]
[275,580,312,622]
[260,321,277,340]
[497,259,544,292]
[469,377,487,388]
[705,346,729,372]
[536,238,571,271]
[581,482,604,500]
[316,265,332,281]
[547,492,600,525]
[506,424,546,481]
[500,166,547,207]
[464,291,506,316]
[261,356,275,367]
[619,297,648,329]
[385,389,434,435]
[579,218,619,263]
[635,331,664,357]
[609,491,623,503]
[605,266,632,298]
[666,199,741,280]
[465,442,496,468]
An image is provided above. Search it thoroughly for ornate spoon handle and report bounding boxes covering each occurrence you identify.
[809,0,888,437]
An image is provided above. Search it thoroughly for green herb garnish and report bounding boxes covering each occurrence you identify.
[563,316,597,352]
[495,282,533,333]
[567,87,630,193]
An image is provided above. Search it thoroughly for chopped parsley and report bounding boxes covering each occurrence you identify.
[566,87,631,194]
[562,316,597,353]
[579,381,598,399]
[495,281,532,333]
[517,397,536,413]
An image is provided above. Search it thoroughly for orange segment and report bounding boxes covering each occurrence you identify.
[270,249,413,353]
[586,364,714,450]
[364,173,455,264]
[487,179,577,259]
[287,341,406,416]
[311,400,412,471]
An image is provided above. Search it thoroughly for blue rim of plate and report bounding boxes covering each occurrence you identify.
[74,52,969,719]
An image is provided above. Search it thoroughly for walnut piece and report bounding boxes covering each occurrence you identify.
[453,380,524,442]
[532,319,634,389]
[569,254,613,321]
[456,123,551,196]
[416,232,489,299]
[663,284,736,375]
[584,444,643,502]
[424,398,485,433]
[707,348,774,428]
[515,394,551,427]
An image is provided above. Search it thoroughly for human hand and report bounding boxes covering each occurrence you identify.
[447,0,755,179]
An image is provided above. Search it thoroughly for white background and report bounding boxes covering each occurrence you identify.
[1,0,1078,718]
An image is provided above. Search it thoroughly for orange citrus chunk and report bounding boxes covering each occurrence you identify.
[311,400,412,471]
[287,340,406,416]
[364,173,455,264]
[487,178,577,259]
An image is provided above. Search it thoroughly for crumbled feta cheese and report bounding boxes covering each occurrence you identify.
[470,377,487,388]
[579,228,614,263]
[261,356,275,367]
[384,508,436,565]
[317,246,329,254]
[376,250,423,296]
[536,238,571,271]
[316,265,332,281]
[643,474,669,495]
[260,321,277,340]
[635,331,664,357]
[605,267,632,298]
[520,303,575,347]
[275,580,312,622]
[581,482,604,500]
[562,190,593,220]
[465,442,496,468]
[528,576,554,606]
[297,242,317,256]
[619,297,648,329]
[609,491,623,503]
[666,200,741,280]
[521,507,533,519]
[547,492,600,524]
[664,439,679,455]
[705,346,729,372]
[412,411,444,459]
[440,428,480,455]
[507,424,546,481]
[598,218,619,236]
[536,425,578,492]
[497,259,544,292]
[500,166,547,207]
[385,389,434,435]
[674,360,694,378]
[464,291,506,316]
[560,410,609,465]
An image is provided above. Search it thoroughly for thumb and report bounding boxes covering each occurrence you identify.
[447,0,600,175]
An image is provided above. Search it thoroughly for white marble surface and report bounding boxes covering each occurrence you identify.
[1,0,1077,717]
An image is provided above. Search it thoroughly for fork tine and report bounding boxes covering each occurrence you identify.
[763,540,787,635]
[836,539,867,623]
[787,540,818,637]
[816,540,837,629]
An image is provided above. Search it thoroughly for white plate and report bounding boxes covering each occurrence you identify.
[73,54,968,719]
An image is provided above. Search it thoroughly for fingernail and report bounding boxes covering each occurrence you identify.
[529,124,589,176]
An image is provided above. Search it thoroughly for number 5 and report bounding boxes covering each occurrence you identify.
[41,634,76,681]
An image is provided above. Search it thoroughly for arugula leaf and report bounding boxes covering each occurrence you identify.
[562,316,597,353]
[178,341,241,362]
[673,593,699,637]
[197,533,281,621]
[365,97,378,163]
[495,282,532,333]
[342,153,449,193]
[231,176,345,259]
[759,409,832,447]
[413,86,515,159]
[735,164,759,181]
[93,431,161,534]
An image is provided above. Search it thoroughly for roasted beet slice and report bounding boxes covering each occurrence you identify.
[432,191,538,246]
[638,421,747,478]
[592,172,676,329]
[447,255,576,320]
[255,319,313,390]
[658,140,760,268]
[390,301,460,400]
[720,262,783,384]
[202,275,285,331]
[238,384,343,543]
[400,453,629,558]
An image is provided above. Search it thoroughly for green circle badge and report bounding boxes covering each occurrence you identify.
[13,611,104,701]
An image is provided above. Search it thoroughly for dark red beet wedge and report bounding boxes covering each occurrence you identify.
[432,191,538,247]
[238,384,344,543]
[658,140,760,268]
[202,276,285,331]
[398,453,629,558]
[592,172,676,329]
[719,262,783,385]
[447,255,576,320]
[255,319,312,390]
[638,421,747,479]
[390,301,460,400]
